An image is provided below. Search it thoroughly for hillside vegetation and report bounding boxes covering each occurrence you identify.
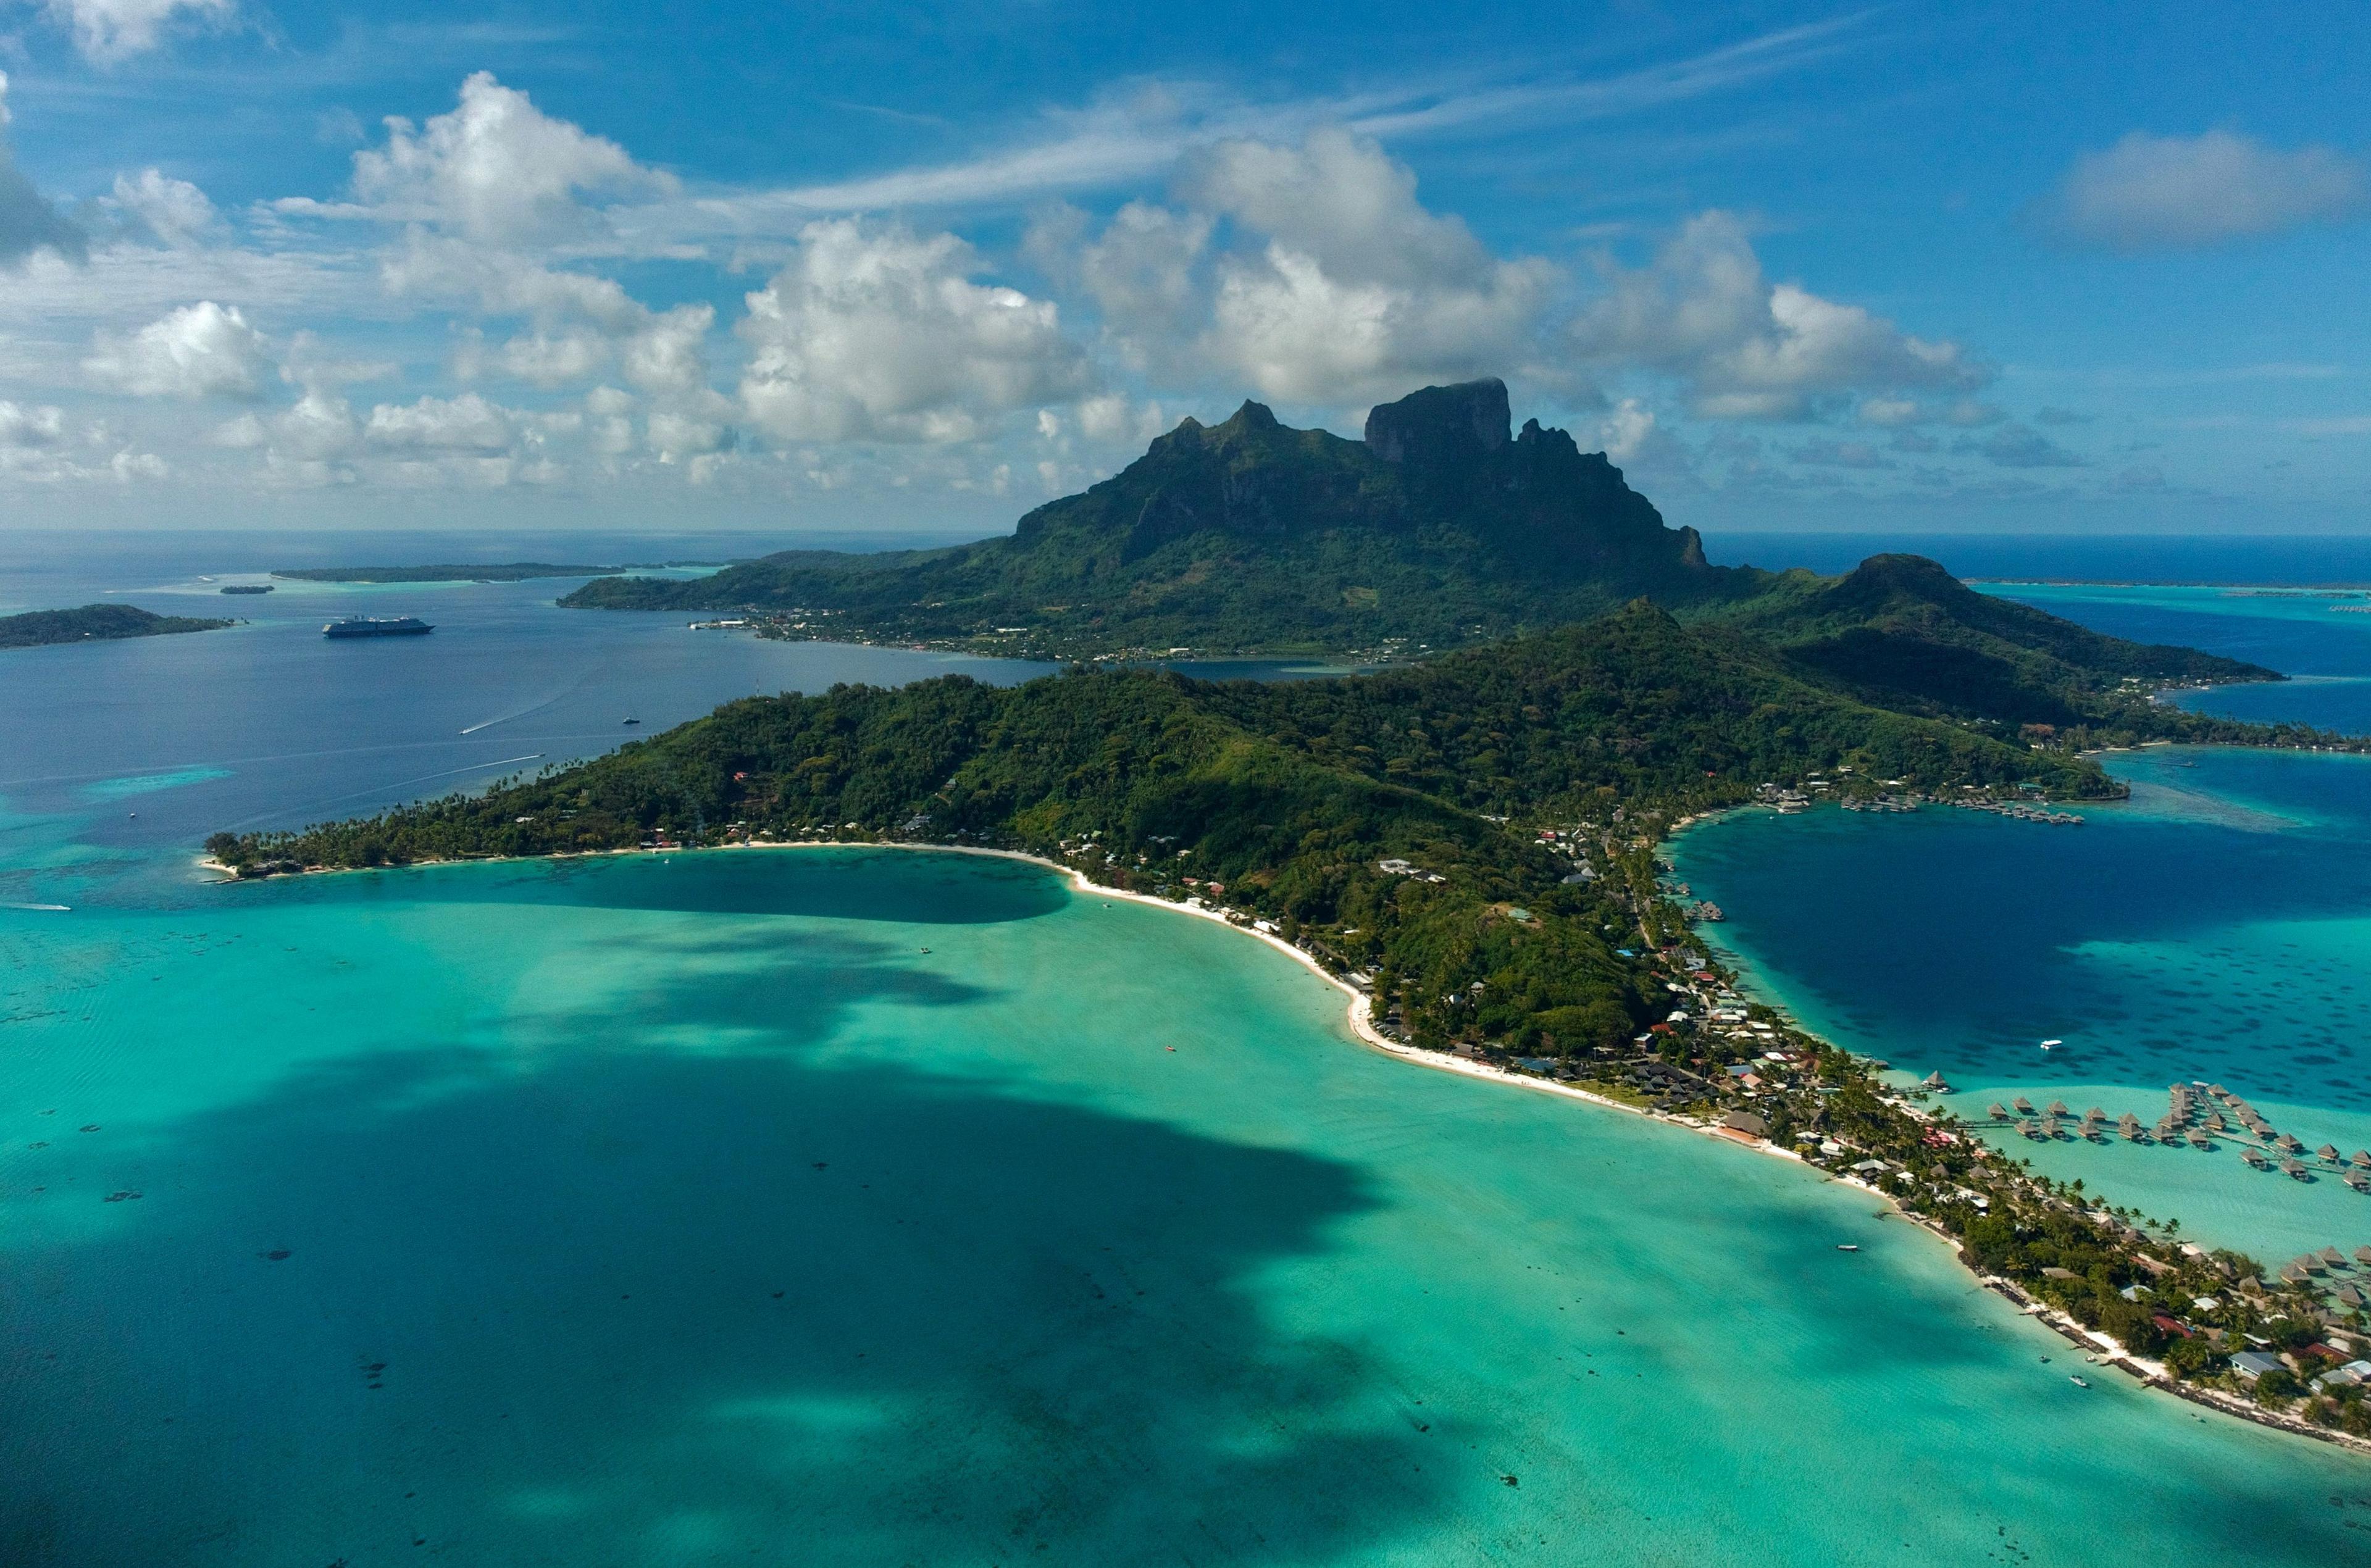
[211,602,2109,1053]
[0,603,233,650]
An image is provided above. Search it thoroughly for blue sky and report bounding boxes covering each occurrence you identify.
[0,0,2364,535]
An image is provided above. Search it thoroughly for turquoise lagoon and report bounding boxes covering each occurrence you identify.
[1673,747,2371,1267]
[4,838,2365,1565]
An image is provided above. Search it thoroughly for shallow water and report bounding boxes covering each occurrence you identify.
[3,843,2364,1566]
[1673,748,2371,1265]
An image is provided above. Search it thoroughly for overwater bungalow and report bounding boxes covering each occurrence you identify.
[2084,1106,2106,1123]
[2204,1113,2226,1133]
[2277,1133,2304,1153]
[2354,1150,2371,1169]
[2047,1099,2072,1117]
[2356,1246,2371,1266]
[2242,1148,2270,1169]
[2318,1143,2343,1163]
[2187,1130,2215,1151]
[1986,1102,2011,1120]
[2013,1096,2036,1116]
[2347,1173,2370,1194]
[2281,1264,2311,1285]
[2320,1246,2347,1268]
[2285,1159,2314,1182]
[2340,1285,2367,1308]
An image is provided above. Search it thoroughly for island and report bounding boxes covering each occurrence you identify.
[2,603,235,650]
[207,377,2371,1451]
[274,562,637,583]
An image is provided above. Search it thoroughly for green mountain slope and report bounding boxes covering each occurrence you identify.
[1700,553,2274,725]
[562,379,1746,654]
[0,603,234,650]
[210,603,2104,1049]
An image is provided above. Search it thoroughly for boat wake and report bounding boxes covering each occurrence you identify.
[3,903,71,912]
[460,675,594,735]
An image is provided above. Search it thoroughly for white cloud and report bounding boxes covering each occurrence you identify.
[1595,398,1656,462]
[492,328,608,386]
[1570,211,1982,420]
[737,219,1091,443]
[648,408,732,464]
[103,169,220,246]
[40,0,234,64]
[0,399,66,446]
[364,391,517,452]
[341,72,675,246]
[109,448,168,480]
[1063,199,1213,359]
[85,301,267,398]
[622,303,713,393]
[2050,131,2367,250]
[1179,129,1555,403]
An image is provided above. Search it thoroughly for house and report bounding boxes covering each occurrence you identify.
[1721,1110,1770,1138]
[2314,1360,2371,1392]
[2228,1351,2287,1382]
[2151,1314,2191,1339]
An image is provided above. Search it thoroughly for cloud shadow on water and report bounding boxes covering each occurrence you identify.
[2,957,1458,1566]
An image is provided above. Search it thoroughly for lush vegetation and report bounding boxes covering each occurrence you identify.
[0,603,233,649]
[1704,553,2275,726]
[274,562,653,583]
[209,600,2114,1051]
[561,380,1748,657]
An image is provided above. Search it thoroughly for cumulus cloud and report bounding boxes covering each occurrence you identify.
[0,73,88,269]
[1570,212,1983,420]
[738,219,1091,443]
[364,392,517,452]
[621,303,713,393]
[0,399,67,446]
[2049,131,2367,250]
[342,72,675,246]
[85,301,267,398]
[1183,129,1553,403]
[40,0,234,64]
[102,168,219,246]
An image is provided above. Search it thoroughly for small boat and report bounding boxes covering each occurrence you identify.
[2039,1039,2061,1051]
[1836,1244,1860,1253]
[622,717,641,726]
[2069,1375,2089,1388]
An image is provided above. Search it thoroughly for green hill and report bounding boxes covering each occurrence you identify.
[208,601,2110,1050]
[1704,553,2271,726]
[0,603,234,650]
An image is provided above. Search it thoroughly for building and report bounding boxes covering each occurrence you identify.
[2228,1350,2287,1382]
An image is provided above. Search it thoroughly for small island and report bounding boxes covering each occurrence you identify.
[274,561,706,584]
[1,603,235,651]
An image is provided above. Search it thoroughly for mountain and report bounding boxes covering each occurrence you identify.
[561,375,2277,727]
[562,378,1747,654]
[1705,553,2274,725]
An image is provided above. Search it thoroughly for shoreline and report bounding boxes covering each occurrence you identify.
[199,834,2366,1457]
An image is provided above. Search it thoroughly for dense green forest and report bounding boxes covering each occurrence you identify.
[0,603,233,649]
[213,601,2127,1052]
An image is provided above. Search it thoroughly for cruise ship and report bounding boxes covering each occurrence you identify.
[322,615,433,638]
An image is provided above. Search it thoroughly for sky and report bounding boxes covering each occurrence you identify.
[0,0,2365,537]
